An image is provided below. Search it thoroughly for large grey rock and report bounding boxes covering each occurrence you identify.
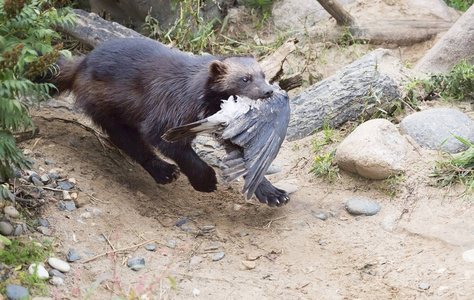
[415,5,474,74]
[335,119,406,180]
[400,108,474,153]
[287,49,408,141]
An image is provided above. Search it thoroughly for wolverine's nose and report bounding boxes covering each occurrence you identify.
[263,87,273,98]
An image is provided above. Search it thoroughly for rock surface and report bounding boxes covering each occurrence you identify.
[400,108,474,153]
[335,119,406,179]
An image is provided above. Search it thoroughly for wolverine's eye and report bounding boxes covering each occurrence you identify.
[242,76,250,83]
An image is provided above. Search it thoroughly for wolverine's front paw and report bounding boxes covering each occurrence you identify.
[188,166,217,193]
[255,179,290,207]
[146,159,180,184]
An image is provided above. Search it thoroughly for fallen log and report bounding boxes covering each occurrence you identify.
[286,48,414,141]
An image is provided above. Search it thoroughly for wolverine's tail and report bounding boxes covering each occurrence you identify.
[35,55,84,96]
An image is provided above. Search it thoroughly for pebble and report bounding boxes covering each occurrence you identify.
[266,164,283,175]
[70,192,78,200]
[241,260,256,270]
[92,209,102,216]
[65,201,76,211]
[6,284,30,300]
[32,177,44,186]
[212,251,225,261]
[419,282,430,290]
[38,219,50,227]
[201,225,215,232]
[0,221,14,236]
[462,249,474,262]
[63,191,72,200]
[80,212,92,219]
[345,199,381,216]
[44,159,54,165]
[311,211,328,220]
[145,244,157,251]
[67,250,82,262]
[37,226,52,236]
[273,179,299,194]
[238,231,249,237]
[68,178,77,184]
[127,257,145,271]
[166,240,176,248]
[13,169,22,178]
[176,218,190,227]
[57,181,74,190]
[57,203,66,211]
[4,206,20,218]
[40,174,50,184]
[28,264,49,279]
[48,173,61,180]
[49,269,66,280]
[193,288,200,297]
[51,275,64,286]
[13,225,23,236]
[189,256,203,265]
[48,257,71,273]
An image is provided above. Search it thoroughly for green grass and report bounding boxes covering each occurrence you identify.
[444,0,473,11]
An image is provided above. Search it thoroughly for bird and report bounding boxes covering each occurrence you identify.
[162,84,291,200]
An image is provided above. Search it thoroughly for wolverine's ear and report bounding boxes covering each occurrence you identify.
[209,60,228,78]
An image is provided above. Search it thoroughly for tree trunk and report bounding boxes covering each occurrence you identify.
[286,49,413,141]
[316,0,355,26]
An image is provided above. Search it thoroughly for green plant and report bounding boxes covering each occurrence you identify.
[433,136,474,198]
[312,121,337,153]
[0,0,75,181]
[382,174,404,197]
[443,0,473,11]
[310,149,339,182]
[0,238,52,265]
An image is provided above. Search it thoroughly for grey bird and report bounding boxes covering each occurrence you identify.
[162,84,291,203]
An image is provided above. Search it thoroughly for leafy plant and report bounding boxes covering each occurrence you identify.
[0,238,52,265]
[310,149,339,182]
[443,0,473,11]
[311,121,338,154]
[433,136,474,197]
[0,0,74,181]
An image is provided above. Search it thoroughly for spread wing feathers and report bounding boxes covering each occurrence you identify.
[161,85,290,200]
[222,94,290,199]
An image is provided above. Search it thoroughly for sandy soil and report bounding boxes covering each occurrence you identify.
[11,2,474,299]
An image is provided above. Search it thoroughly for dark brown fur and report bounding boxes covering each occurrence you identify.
[49,38,288,206]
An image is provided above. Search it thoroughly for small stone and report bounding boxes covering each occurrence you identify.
[37,226,52,236]
[241,260,256,270]
[4,206,20,218]
[44,159,54,165]
[38,219,50,227]
[32,177,44,186]
[6,284,30,300]
[13,225,23,236]
[145,244,157,251]
[201,225,215,231]
[80,212,92,219]
[40,174,50,184]
[189,256,203,265]
[70,192,78,200]
[68,178,77,184]
[49,269,65,280]
[212,251,225,261]
[311,211,328,220]
[462,249,474,262]
[266,164,283,175]
[13,169,22,178]
[57,181,73,190]
[74,196,89,208]
[273,179,299,194]
[48,173,61,180]
[319,239,326,245]
[0,221,14,236]
[48,257,71,273]
[238,231,249,237]
[419,282,430,290]
[23,149,32,155]
[64,201,76,211]
[193,288,200,296]
[29,264,49,279]
[166,240,176,248]
[127,257,145,271]
[345,199,381,216]
[176,218,190,227]
[57,203,66,211]
[66,250,82,262]
[51,276,64,286]
[63,191,72,200]
[233,204,242,211]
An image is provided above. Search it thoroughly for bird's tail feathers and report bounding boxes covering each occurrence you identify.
[161,119,209,142]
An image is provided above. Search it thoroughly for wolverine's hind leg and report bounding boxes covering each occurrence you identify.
[102,123,180,184]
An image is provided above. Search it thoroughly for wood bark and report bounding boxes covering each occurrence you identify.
[286,49,413,141]
[316,0,355,26]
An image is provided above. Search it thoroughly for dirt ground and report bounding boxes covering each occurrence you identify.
[12,2,474,299]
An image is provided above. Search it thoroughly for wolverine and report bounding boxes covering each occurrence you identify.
[47,38,289,207]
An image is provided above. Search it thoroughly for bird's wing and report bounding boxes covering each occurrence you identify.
[222,89,291,199]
